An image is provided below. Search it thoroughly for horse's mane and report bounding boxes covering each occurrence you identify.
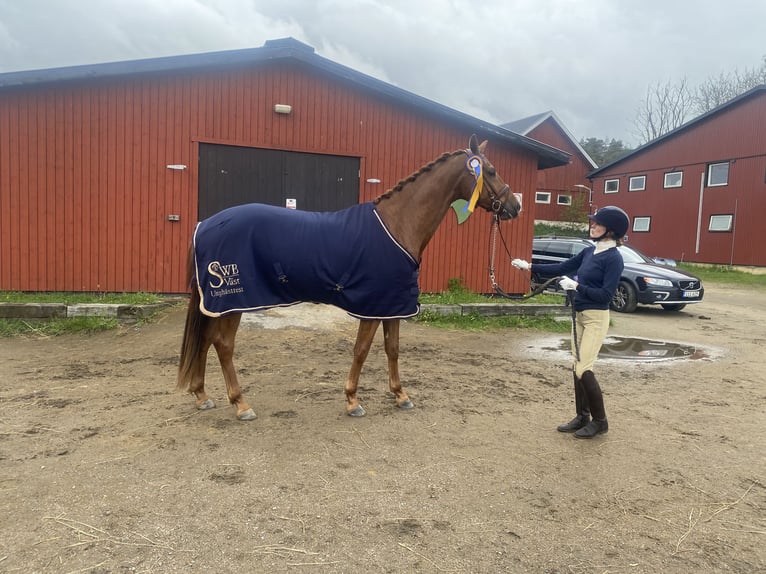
[373,150,462,204]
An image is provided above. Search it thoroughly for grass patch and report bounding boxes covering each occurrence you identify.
[0,316,120,337]
[419,291,563,305]
[0,291,177,337]
[0,291,163,304]
[419,277,563,306]
[414,309,571,332]
[415,277,571,331]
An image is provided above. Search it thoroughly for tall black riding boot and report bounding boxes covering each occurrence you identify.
[557,372,590,432]
[575,370,608,438]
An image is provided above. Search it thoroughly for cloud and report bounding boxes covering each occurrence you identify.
[1,0,764,146]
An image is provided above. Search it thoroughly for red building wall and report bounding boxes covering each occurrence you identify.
[588,92,766,266]
[0,61,541,294]
[527,118,592,221]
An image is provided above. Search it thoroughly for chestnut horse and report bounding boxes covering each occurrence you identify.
[177,135,521,420]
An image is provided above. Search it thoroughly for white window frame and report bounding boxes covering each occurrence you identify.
[535,192,551,204]
[604,179,619,194]
[664,171,683,188]
[707,162,729,187]
[709,214,733,232]
[629,175,646,191]
[632,217,651,232]
[557,194,572,206]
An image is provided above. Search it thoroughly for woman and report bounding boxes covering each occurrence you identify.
[512,206,629,439]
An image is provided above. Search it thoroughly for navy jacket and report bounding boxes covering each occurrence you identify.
[532,245,623,312]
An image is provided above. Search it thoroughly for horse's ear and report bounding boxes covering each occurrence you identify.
[469,134,479,154]
[478,140,488,154]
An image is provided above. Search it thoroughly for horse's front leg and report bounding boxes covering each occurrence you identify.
[213,313,256,421]
[345,319,380,417]
[383,319,413,409]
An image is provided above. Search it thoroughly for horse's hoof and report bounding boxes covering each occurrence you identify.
[347,405,366,417]
[397,399,414,410]
[237,408,257,421]
[197,399,216,410]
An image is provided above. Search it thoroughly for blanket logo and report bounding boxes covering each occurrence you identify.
[207,261,245,297]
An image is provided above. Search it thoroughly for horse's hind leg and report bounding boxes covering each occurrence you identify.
[383,319,413,409]
[213,313,256,421]
[344,319,380,417]
[189,338,216,411]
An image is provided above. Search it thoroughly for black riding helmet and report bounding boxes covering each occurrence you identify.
[588,206,629,239]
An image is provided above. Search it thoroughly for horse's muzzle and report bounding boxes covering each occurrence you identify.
[495,188,522,220]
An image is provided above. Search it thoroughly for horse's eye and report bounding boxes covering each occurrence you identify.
[486,166,496,176]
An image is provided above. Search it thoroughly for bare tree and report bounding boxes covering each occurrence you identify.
[633,78,694,144]
[694,56,766,114]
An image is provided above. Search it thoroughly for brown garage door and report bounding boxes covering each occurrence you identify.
[198,143,360,220]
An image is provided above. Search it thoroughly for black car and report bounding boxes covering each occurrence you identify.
[531,236,704,312]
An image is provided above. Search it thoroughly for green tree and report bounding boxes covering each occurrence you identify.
[559,193,589,231]
[580,137,633,167]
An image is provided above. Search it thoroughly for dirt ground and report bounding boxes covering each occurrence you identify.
[0,285,763,574]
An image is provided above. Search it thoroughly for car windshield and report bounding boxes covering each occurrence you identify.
[618,245,653,264]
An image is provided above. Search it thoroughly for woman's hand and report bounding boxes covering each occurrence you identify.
[559,276,578,291]
[511,258,530,271]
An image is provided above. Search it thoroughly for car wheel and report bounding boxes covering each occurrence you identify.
[612,280,638,313]
[661,303,687,311]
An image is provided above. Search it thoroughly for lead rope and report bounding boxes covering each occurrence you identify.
[568,290,580,362]
[488,216,580,361]
[488,216,559,299]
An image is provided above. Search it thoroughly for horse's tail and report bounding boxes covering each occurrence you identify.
[177,243,208,391]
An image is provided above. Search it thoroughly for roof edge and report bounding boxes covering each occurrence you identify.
[588,84,766,177]
[0,37,570,169]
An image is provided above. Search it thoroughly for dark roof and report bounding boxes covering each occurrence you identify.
[501,111,597,169]
[0,37,569,170]
[588,84,766,177]
[501,111,552,135]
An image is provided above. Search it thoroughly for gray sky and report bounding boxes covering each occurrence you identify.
[1,0,764,146]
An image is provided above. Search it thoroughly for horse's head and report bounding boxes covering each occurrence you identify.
[464,134,521,220]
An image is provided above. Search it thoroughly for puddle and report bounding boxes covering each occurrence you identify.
[558,336,711,362]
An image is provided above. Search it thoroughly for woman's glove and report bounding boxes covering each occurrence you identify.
[559,276,578,291]
[511,258,530,270]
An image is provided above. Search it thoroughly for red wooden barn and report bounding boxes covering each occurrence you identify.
[502,111,597,222]
[0,38,568,295]
[587,85,766,267]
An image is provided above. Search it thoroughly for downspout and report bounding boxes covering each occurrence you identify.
[730,199,738,265]
[695,172,705,254]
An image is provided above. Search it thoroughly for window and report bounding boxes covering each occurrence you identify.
[629,176,646,191]
[535,192,551,204]
[709,214,733,232]
[707,162,729,186]
[557,194,572,205]
[664,171,683,188]
[604,179,619,193]
[632,217,651,232]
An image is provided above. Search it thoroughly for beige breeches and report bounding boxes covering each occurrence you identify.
[572,309,610,377]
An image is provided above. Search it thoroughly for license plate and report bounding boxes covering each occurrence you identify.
[683,290,700,298]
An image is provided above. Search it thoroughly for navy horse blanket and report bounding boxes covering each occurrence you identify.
[193,202,420,319]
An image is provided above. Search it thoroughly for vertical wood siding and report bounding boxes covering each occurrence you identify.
[0,62,541,294]
[588,94,766,266]
[526,118,593,221]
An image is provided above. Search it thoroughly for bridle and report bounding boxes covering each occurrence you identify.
[462,150,516,220]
